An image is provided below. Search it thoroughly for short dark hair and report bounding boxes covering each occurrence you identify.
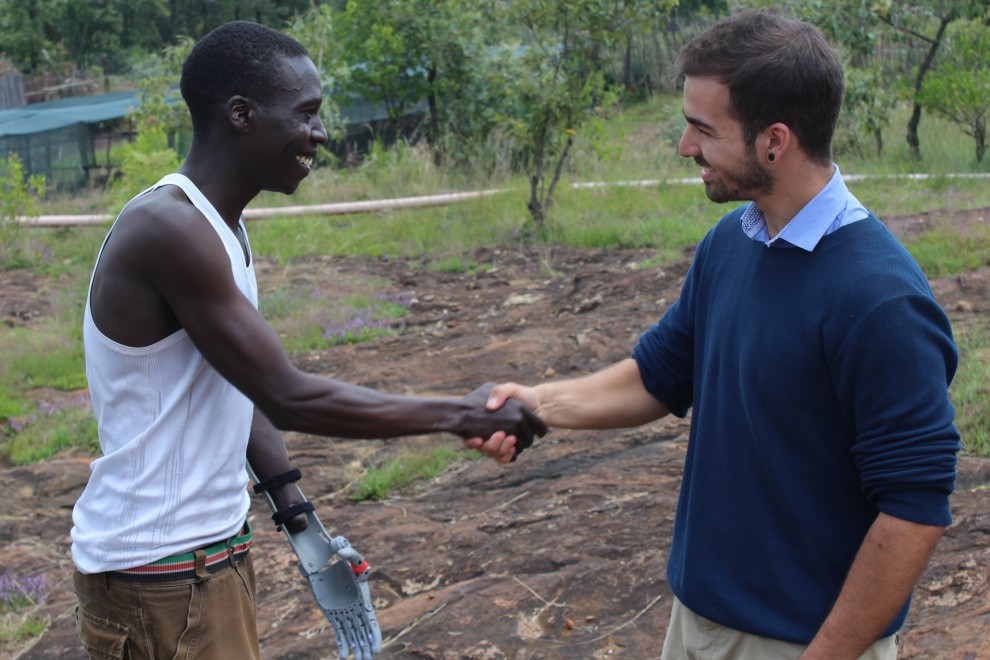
[675,9,844,165]
[180,21,310,135]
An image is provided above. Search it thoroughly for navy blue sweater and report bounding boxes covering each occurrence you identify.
[633,208,959,643]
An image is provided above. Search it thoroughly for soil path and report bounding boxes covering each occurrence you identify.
[1,207,988,659]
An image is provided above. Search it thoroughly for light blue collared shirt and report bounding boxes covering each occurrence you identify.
[739,164,870,250]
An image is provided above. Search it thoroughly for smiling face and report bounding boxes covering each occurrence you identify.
[678,76,773,204]
[249,54,328,195]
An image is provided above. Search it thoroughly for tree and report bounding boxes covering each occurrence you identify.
[332,0,493,165]
[128,38,194,148]
[0,153,46,267]
[871,0,988,160]
[0,0,64,74]
[792,0,899,159]
[917,19,990,163]
[502,0,675,239]
[836,66,898,159]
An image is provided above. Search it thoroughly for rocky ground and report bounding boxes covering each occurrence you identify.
[1,207,988,659]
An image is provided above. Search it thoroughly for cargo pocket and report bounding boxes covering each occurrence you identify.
[76,607,129,660]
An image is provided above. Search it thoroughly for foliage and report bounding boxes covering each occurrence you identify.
[0,0,64,74]
[350,446,479,501]
[332,0,505,166]
[834,66,899,159]
[107,124,183,213]
[127,37,194,148]
[500,0,675,239]
[0,0,313,75]
[0,154,47,269]
[917,20,990,164]
[870,0,989,160]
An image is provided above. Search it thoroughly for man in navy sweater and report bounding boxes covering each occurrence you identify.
[471,9,960,659]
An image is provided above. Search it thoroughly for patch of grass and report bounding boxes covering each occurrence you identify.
[0,384,28,420]
[552,182,715,255]
[432,256,488,274]
[3,401,98,465]
[951,323,990,457]
[260,286,413,355]
[905,222,990,277]
[248,186,527,261]
[1,321,87,392]
[11,225,107,278]
[0,571,50,648]
[0,612,49,647]
[350,446,480,501]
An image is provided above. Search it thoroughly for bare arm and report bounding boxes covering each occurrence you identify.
[467,359,667,461]
[485,358,670,429]
[802,513,944,659]
[96,198,544,445]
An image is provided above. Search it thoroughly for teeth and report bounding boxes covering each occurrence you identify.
[296,155,313,169]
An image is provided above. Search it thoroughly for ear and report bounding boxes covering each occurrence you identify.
[227,96,253,134]
[761,122,792,162]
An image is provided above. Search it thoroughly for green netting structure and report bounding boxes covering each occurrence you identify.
[0,91,137,192]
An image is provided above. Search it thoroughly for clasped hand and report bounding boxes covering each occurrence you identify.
[456,383,546,463]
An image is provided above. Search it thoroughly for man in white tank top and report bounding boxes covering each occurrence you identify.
[71,20,545,660]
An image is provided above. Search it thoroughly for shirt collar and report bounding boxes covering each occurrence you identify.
[740,164,866,251]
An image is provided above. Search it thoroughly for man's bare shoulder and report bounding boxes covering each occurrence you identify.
[92,184,232,344]
[103,185,231,273]
[113,186,208,242]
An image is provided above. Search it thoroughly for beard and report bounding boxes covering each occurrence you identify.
[699,147,774,204]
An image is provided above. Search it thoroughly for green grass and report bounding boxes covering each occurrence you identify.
[951,324,990,457]
[260,285,413,355]
[350,446,481,501]
[0,570,50,649]
[3,406,98,465]
[0,612,49,646]
[905,221,990,277]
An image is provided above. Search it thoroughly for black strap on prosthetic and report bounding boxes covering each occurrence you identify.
[271,501,315,528]
[252,468,314,530]
[253,468,302,494]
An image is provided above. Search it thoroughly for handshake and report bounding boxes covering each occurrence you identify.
[454,382,546,463]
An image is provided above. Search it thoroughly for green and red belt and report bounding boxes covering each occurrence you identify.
[110,522,252,581]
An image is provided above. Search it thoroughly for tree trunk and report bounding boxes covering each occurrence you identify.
[427,67,443,167]
[976,116,986,164]
[624,31,634,90]
[907,15,951,160]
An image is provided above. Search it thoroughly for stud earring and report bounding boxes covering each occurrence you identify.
[767,152,775,162]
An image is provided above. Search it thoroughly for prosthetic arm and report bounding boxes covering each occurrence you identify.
[248,465,382,659]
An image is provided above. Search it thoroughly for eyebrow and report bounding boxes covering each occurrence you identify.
[684,114,715,132]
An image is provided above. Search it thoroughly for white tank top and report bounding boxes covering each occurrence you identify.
[71,173,259,573]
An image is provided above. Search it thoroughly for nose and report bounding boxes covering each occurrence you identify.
[312,114,329,145]
[679,124,699,159]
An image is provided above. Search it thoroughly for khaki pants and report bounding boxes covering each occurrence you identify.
[73,552,259,660]
[661,597,898,660]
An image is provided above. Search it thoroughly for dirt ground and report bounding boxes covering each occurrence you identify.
[1,206,989,659]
